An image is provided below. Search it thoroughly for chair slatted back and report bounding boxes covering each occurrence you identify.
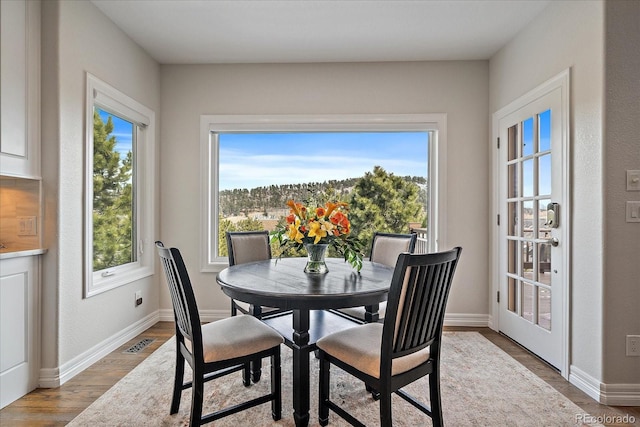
[156,242,202,350]
[369,232,418,268]
[226,231,271,266]
[383,248,462,361]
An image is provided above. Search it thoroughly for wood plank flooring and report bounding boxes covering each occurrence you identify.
[1,322,638,426]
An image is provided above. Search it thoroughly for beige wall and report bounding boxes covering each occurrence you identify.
[159,61,490,317]
[40,0,161,370]
[491,0,640,391]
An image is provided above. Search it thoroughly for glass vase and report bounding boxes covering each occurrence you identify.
[304,243,329,274]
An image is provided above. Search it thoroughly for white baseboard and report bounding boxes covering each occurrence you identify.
[444,313,490,327]
[569,365,601,402]
[600,382,640,406]
[570,365,640,406]
[39,311,160,388]
[158,308,228,323]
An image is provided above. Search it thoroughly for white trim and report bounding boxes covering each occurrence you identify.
[491,69,571,379]
[569,365,602,403]
[443,313,490,327]
[84,73,156,297]
[600,383,640,406]
[38,312,159,388]
[569,365,640,406]
[199,113,447,272]
[159,308,229,323]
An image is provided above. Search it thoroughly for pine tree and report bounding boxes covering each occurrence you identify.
[92,110,134,271]
[349,166,426,255]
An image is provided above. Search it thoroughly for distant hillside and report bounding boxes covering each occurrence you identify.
[219,176,426,217]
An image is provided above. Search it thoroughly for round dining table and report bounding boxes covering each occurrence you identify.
[216,257,394,427]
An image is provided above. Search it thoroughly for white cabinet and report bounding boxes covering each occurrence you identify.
[0,0,40,178]
[0,255,40,408]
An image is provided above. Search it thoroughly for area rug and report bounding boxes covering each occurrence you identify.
[67,332,600,426]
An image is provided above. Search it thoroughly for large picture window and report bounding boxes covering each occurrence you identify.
[84,73,155,297]
[200,114,447,271]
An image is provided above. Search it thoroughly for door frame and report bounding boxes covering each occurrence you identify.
[490,69,571,378]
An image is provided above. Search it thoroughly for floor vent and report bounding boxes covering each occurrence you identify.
[123,338,155,354]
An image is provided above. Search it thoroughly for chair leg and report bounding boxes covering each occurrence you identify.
[379,390,393,427]
[365,383,381,400]
[251,358,262,383]
[318,356,330,426]
[190,369,204,427]
[271,348,282,421]
[171,345,185,414]
[242,362,251,387]
[429,367,444,427]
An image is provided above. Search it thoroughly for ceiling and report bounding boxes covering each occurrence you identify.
[91,0,550,65]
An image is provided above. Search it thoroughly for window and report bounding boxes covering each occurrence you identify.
[84,73,155,297]
[200,114,447,271]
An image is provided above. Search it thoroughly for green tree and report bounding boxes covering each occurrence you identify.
[217,215,236,257]
[92,110,134,271]
[235,217,264,231]
[349,166,426,255]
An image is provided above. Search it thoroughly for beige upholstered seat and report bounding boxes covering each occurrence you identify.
[186,315,283,363]
[336,232,417,323]
[317,248,462,427]
[316,323,430,378]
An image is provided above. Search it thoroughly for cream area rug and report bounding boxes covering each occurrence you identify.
[68,332,600,426]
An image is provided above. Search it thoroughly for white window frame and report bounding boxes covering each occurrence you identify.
[84,73,155,297]
[200,114,447,272]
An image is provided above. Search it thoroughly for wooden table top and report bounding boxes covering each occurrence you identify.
[216,257,394,311]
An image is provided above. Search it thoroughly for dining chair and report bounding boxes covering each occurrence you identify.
[226,231,290,319]
[335,232,417,323]
[316,247,462,427]
[156,241,284,426]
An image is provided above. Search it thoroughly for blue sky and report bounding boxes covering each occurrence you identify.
[97,108,133,157]
[219,132,429,190]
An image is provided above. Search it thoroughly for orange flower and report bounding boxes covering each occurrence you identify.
[286,199,300,216]
[315,206,326,218]
[325,202,337,217]
[286,214,296,224]
[330,211,346,225]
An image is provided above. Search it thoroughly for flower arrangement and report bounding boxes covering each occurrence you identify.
[271,199,364,271]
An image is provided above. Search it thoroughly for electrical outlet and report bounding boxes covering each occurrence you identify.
[135,290,142,307]
[627,335,640,356]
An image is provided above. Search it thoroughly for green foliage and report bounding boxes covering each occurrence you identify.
[217,215,268,257]
[92,110,134,271]
[348,166,426,255]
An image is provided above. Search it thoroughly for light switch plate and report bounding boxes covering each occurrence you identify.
[626,201,640,223]
[627,170,640,191]
[17,216,37,236]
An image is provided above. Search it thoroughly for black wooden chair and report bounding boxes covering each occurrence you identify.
[334,232,417,323]
[226,231,290,320]
[156,241,284,426]
[317,247,462,427]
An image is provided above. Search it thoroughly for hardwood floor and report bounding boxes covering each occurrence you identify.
[1,322,638,426]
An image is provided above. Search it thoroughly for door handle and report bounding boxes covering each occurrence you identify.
[546,237,559,247]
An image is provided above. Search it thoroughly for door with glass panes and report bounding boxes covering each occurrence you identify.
[497,78,568,372]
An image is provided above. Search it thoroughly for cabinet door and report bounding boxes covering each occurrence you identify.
[0,256,39,409]
[0,0,40,178]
